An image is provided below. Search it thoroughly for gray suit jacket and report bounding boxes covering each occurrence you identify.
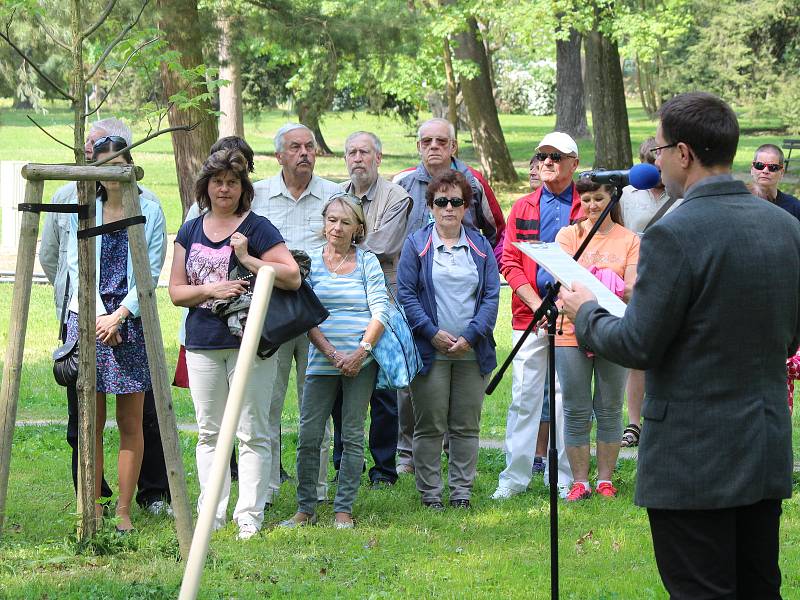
[575,177,800,510]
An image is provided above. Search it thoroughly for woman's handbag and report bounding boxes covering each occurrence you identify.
[360,252,423,390]
[53,275,79,387]
[227,248,329,359]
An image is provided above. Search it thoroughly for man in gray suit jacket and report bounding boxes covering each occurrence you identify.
[562,92,799,599]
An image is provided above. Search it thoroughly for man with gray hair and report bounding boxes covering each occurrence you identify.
[750,143,800,221]
[39,117,172,515]
[252,123,341,504]
[392,117,506,474]
[329,131,411,486]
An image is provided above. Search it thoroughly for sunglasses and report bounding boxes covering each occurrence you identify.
[535,152,574,163]
[92,135,128,149]
[752,161,783,173]
[433,196,465,208]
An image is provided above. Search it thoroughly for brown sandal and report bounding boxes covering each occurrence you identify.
[620,423,640,447]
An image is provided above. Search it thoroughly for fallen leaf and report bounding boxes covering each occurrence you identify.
[319,568,327,577]
[612,540,621,553]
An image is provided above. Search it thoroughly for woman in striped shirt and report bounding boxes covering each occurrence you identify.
[279,193,388,529]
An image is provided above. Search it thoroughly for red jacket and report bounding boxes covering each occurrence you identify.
[502,186,583,329]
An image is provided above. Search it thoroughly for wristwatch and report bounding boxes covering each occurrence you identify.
[359,341,373,352]
[117,312,127,325]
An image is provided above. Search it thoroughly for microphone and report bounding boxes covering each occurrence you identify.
[580,163,661,190]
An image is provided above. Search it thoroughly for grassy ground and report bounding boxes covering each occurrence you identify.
[1,102,799,597]
[0,101,795,236]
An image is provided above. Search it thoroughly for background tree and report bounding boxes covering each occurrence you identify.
[554,26,589,139]
[156,0,219,215]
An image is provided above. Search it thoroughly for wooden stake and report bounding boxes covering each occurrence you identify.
[0,179,44,534]
[121,181,193,559]
[179,267,276,600]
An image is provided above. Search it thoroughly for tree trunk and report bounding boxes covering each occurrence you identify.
[555,27,590,139]
[70,0,98,543]
[297,102,334,155]
[217,16,244,138]
[584,29,632,169]
[442,37,459,139]
[451,16,517,183]
[157,0,218,218]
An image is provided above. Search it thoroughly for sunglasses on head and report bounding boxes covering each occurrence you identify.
[433,196,465,208]
[535,152,574,163]
[752,161,783,173]
[327,191,363,206]
[92,135,128,150]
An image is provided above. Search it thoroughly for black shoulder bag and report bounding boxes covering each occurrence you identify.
[53,274,79,387]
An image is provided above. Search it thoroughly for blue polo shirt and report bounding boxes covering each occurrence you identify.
[536,183,575,294]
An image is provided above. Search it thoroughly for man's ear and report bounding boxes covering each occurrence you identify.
[677,142,694,168]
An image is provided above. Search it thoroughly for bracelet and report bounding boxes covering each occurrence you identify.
[329,350,338,361]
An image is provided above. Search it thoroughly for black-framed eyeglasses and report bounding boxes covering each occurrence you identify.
[535,152,574,163]
[433,196,465,208]
[752,161,783,173]
[92,135,127,150]
[651,142,678,157]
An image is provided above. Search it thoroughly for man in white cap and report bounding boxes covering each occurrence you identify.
[491,131,581,500]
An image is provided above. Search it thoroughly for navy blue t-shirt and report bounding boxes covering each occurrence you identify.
[776,190,800,223]
[175,211,284,350]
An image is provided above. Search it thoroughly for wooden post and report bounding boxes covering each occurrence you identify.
[0,179,44,533]
[121,181,194,559]
[179,267,276,600]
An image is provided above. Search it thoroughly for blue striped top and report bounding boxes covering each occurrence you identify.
[306,246,389,375]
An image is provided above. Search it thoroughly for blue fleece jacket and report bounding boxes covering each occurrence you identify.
[397,223,499,376]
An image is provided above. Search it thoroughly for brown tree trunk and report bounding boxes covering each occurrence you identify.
[555,27,590,139]
[442,37,459,140]
[584,29,632,169]
[451,16,517,183]
[297,102,334,155]
[217,16,244,138]
[157,0,218,218]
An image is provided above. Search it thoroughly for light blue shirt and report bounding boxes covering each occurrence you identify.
[431,226,478,360]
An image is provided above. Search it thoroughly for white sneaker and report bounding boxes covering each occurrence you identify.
[146,500,174,517]
[490,486,520,500]
[237,521,260,540]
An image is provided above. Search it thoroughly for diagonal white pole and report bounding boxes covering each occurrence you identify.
[179,266,275,600]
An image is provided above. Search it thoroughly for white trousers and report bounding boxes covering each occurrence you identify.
[186,348,277,528]
[498,329,571,492]
[267,334,329,502]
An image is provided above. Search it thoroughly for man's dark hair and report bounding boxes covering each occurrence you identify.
[194,148,254,216]
[753,143,784,164]
[658,92,739,168]
[210,136,255,173]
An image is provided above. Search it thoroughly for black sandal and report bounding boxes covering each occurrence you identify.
[620,423,641,447]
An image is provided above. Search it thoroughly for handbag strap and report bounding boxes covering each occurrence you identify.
[359,249,410,327]
[59,273,70,342]
[644,192,678,231]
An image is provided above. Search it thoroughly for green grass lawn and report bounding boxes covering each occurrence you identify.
[1,100,795,236]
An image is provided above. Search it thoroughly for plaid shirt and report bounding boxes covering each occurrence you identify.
[252,173,342,253]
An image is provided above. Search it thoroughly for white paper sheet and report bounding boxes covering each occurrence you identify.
[513,242,628,318]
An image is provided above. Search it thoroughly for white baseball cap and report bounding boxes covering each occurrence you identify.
[537,132,579,158]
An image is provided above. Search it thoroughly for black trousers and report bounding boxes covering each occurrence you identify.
[332,386,398,483]
[647,499,782,600]
[67,383,170,506]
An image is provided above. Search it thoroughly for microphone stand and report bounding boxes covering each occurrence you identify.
[486,184,624,600]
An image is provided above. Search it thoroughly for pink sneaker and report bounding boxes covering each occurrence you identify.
[565,482,592,502]
[596,482,617,498]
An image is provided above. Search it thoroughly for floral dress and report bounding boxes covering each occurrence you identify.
[66,229,150,394]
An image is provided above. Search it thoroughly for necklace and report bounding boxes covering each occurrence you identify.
[326,246,351,278]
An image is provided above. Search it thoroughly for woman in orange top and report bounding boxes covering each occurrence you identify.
[555,179,640,501]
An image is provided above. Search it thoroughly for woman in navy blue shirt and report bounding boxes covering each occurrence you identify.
[169,148,300,540]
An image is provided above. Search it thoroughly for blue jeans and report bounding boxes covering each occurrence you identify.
[296,363,377,515]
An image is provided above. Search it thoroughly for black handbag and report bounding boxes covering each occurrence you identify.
[227,247,329,359]
[53,275,79,387]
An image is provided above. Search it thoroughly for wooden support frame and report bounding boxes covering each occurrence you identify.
[0,163,193,559]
